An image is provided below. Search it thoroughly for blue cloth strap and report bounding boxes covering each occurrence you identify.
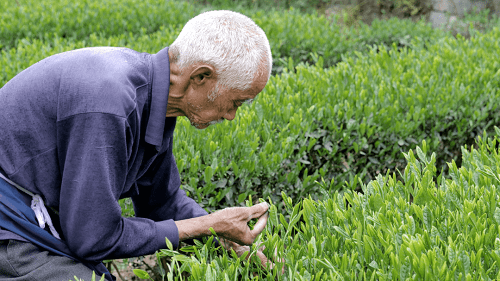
[0,176,115,281]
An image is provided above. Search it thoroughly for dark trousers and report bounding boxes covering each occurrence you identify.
[0,240,98,281]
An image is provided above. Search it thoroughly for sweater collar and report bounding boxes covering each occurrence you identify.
[146,47,170,147]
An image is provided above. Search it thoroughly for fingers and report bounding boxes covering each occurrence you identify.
[228,241,284,274]
[233,245,251,257]
[235,246,272,270]
[256,249,284,273]
[256,250,270,268]
[250,202,269,219]
[250,211,268,237]
[218,203,270,245]
[247,203,269,243]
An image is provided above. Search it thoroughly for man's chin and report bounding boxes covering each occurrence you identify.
[192,123,210,130]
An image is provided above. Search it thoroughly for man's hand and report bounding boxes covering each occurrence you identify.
[175,202,269,245]
[175,202,284,273]
[213,202,269,245]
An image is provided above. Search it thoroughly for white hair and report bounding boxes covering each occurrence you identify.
[169,10,273,93]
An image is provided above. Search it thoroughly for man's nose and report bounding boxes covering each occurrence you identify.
[224,109,237,121]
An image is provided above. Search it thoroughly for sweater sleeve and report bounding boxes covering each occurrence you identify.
[56,113,175,261]
[132,135,209,249]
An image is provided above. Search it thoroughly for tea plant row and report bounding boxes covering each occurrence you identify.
[2,24,499,215]
[174,26,500,212]
[3,1,500,279]
[0,0,446,76]
[122,130,500,281]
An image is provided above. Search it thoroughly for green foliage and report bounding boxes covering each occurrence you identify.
[0,0,461,215]
[459,7,500,36]
[70,271,105,281]
[354,16,444,51]
[0,0,196,50]
[0,0,446,77]
[2,12,498,216]
[189,0,331,12]
[216,7,445,75]
[0,27,181,88]
[173,26,500,212]
[375,0,431,17]
[132,129,500,280]
[4,1,500,279]
[133,269,152,280]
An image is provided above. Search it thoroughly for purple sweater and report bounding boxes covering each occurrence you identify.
[0,47,208,261]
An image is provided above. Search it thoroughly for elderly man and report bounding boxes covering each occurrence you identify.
[0,10,273,281]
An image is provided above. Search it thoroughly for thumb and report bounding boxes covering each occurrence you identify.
[250,211,269,237]
[250,202,269,219]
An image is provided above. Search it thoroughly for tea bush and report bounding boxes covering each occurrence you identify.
[253,9,446,75]
[0,27,181,88]
[2,24,499,215]
[97,129,500,280]
[187,0,331,12]
[3,1,500,279]
[0,0,446,76]
[0,0,455,213]
[173,26,500,212]
[0,0,196,50]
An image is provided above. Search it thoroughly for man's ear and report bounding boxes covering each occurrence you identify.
[190,65,216,86]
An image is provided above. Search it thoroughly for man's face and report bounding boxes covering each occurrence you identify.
[184,72,268,130]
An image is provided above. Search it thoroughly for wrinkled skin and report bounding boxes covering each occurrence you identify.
[165,51,268,130]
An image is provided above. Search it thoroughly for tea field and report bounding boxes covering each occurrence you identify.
[2,0,500,280]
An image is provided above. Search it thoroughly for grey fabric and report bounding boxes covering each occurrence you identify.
[0,240,103,281]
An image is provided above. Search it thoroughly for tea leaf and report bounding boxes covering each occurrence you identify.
[133,269,151,280]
